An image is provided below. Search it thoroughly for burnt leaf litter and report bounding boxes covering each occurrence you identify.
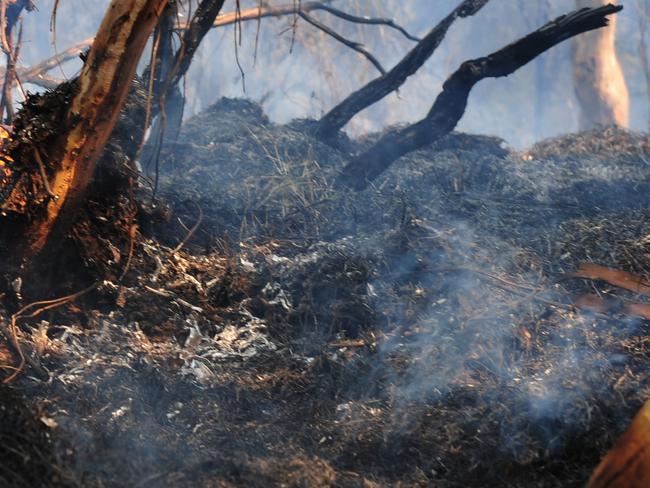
[3,98,650,487]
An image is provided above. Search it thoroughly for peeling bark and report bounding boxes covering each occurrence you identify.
[10,0,169,265]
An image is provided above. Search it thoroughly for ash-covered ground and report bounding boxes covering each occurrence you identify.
[3,99,650,487]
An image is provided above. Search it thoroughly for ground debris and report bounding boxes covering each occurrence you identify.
[3,99,650,487]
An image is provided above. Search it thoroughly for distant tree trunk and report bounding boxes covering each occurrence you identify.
[638,0,650,130]
[573,0,629,129]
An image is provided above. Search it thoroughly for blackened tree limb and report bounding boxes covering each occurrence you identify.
[167,0,227,89]
[315,0,491,140]
[298,11,386,76]
[337,4,623,191]
[309,4,420,42]
[152,0,227,113]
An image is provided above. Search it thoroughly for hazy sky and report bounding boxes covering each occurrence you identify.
[13,1,650,148]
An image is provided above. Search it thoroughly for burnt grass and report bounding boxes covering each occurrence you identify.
[4,98,650,486]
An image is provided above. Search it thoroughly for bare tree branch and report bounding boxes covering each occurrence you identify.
[0,42,85,89]
[298,11,386,76]
[22,37,92,79]
[309,3,420,42]
[337,4,623,191]
[12,1,417,94]
[190,1,420,43]
[315,0,491,140]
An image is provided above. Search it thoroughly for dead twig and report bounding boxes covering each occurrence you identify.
[119,223,139,281]
[2,281,98,384]
[32,148,57,199]
[298,11,386,76]
[171,200,203,254]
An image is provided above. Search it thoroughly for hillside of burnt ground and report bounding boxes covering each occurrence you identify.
[3,98,650,487]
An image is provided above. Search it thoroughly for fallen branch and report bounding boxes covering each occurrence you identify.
[564,263,650,296]
[587,400,650,488]
[337,4,623,190]
[315,0,490,140]
[573,293,650,320]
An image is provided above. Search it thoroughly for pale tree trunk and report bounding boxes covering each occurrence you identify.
[573,0,629,129]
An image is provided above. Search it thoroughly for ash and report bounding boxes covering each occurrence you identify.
[3,99,650,487]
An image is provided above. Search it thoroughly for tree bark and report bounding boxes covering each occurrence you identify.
[587,400,650,487]
[142,0,226,192]
[337,4,623,191]
[2,0,168,267]
[573,0,629,129]
[314,0,490,140]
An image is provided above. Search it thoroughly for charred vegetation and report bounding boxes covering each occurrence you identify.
[0,1,649,487]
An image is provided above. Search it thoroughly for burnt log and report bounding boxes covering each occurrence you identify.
[337,4,623,191]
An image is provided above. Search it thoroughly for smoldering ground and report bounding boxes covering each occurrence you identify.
[4,98,650,487]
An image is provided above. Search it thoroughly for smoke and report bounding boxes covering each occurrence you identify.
[14,0,650,150]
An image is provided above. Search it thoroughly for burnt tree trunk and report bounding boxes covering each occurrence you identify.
[337,4,622,191]
[0,0,168,283]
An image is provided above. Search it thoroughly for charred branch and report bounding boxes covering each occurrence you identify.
[315,0,490,140]
[304,4,420,42]
[167,0,227,90]
[336,4,623,191]
[298,11,386,76]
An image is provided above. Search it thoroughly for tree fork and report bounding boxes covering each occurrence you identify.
[337,4,623,191]
[315,0,490,141]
